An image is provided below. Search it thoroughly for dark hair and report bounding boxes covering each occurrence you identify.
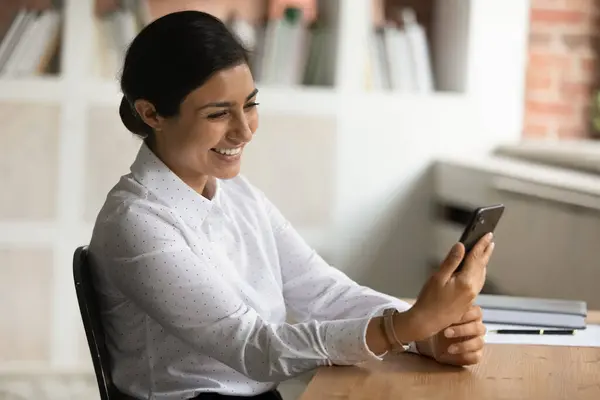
[119,11,250,140]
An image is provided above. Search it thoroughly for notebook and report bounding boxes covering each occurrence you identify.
[475,294,587,329]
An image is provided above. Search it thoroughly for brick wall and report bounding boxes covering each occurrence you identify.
[524,0,600,139]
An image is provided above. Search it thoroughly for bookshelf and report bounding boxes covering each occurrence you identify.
[0,76,64,102]
[0,0,476,107]
[0,0,530,394]
[0,0,476,105]
[0,2,62,79]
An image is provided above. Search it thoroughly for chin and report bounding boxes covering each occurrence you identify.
[208,149,244,180]
[214,165,242,180]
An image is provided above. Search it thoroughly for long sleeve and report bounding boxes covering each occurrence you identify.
[96,201,385,383]
[263,196,413,323]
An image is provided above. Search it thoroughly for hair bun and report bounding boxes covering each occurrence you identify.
[119,96,150,138]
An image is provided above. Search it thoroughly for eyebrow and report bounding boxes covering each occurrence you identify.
[197,88,259,111]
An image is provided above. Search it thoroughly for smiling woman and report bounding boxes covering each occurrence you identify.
[88,9,494,400]
[118,11,259,192]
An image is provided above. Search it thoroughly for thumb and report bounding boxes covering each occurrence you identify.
[438,243,465,281]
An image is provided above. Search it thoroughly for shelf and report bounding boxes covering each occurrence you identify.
[355,90,470,113]
[84,77,470,117]
[366,0,471,93]
[0,77,65,103]
[91,0,340,89]
[360,89,468,102]
[494,139,600,175]
[437,154,600,198]
[255,85,339,116]
[83,79,121,105]
[84,79,339,116]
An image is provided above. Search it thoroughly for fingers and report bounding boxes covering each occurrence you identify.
[454,305,483,325]
[437,243,466,282]
[447,335,485,355]
[444,350,484,366]
[453,235,494,299]
[484,240,495,261]
[444,320,486,338]
[434,316,487,366]
[460,233,494,276]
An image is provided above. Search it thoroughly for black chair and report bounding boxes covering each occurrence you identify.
[73,246,135,400]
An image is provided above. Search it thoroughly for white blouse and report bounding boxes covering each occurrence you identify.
[88,143,414,399]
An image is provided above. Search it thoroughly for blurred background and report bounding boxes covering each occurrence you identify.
[0,0,599,398]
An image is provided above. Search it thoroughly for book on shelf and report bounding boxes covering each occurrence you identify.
[229,5,332,87]
[366,6,434,92]
[95,0,144,80]
[94,0,333,87]
[252,7,309,86]
[0,5,62,78]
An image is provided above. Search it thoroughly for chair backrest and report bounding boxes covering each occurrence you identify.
[73,246,120,400]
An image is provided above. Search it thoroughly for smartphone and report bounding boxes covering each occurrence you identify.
[456,204,505,271]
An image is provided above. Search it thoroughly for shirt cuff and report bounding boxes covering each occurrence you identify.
[322,302,420,365]
[322,317,385,364]
[365,303,420,358]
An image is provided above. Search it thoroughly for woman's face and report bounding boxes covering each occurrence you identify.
[137,63,259,185]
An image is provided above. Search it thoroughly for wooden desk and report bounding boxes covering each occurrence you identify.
[300,344,600,400]
[300,303,600,400]
[587,309,600,324]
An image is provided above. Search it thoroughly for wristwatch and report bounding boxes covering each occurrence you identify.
[382,308,411,353]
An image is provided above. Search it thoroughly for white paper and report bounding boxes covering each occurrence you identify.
[484,323,600,347]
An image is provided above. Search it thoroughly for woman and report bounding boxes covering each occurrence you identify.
[89,11,494,400]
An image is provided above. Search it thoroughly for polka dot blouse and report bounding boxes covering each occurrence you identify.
[88,143,413,399]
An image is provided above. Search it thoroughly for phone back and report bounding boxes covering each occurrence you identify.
[459,205,505,253]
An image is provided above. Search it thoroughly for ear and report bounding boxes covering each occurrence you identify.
[133,99,165,131]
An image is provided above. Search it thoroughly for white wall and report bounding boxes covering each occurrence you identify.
[330,0,531,297]
[465,0,531,154]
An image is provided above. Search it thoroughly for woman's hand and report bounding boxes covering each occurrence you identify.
[405,233,494,341]
[416,305,487,366]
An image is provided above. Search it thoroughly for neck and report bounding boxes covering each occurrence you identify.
[173,167,216,200]
[149,142,215,200]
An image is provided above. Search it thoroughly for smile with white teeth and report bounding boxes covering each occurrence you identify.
[212,147,242,156]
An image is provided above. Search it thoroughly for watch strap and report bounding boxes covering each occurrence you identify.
[382,308,411,353]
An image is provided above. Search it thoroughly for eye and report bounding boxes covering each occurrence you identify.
[244,102,260,110]
[207,110,228,120]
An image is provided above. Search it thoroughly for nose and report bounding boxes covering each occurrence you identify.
[231,112,254,143]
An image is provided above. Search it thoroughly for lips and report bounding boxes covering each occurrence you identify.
[211,147,242,156]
